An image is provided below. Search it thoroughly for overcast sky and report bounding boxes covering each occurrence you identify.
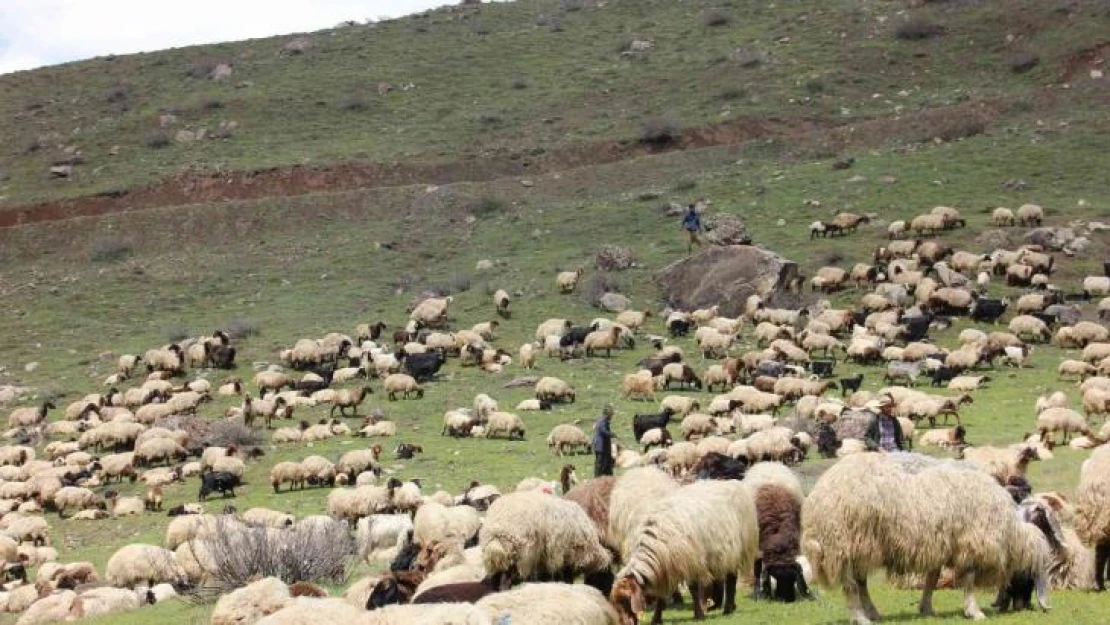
[0,1,458,75]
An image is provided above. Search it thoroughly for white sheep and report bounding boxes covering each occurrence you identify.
[105,543,187,588]
[611,479,759,622]
[484,411,526,440]
[383,374,423,401]
[475,583,617,624]
[210,576,291,625]
[556,268,583,293]
[992,207,1015,226]
[547,424,590,456]
[1016,203,1044,226]
[1036,407,1090,443]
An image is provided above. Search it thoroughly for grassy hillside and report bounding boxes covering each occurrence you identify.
[0,0,1107,207]
[0,0,1109,624]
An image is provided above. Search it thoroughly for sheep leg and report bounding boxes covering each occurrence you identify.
[751,558,765,600]
[722,573,738,614]
[960,571,986,620]
[650,598,667,625]
[843,576,871,625]
[690,583,706,620]
[918,569,940,615]
[858,576,880,622]
[1095,542,1110,591]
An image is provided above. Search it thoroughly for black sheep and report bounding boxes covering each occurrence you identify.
[693,452,749,481]
[395,443,424,460]
[198,471,240,501]
[403,352,445,382]
[667,317,693,337]
[969,297,1008,323]
[838,374,863,397]
[633,408,676,443]
[638,352,681,376]
[930,366,957,388]
[752,484,810,603]
[411,580,499,605]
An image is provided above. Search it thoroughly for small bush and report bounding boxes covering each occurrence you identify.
[23,139,42,155]
[700,8,732,26]
[732,48,765,68]
[165,326,192,343]
[804,79,826,95]
[429,273,472,296]
[341,95,369,112]
[895,18,945,40]
[1007,52,1039,73]
[470,196,507,217]
[104,86,128,104]
[930,117,986,142]
[717,87,747,101]
[206,419,263,449]
[636,191,662,201]
[201,97,224,111]
[183,57,220,79]
[223,318,260,339]
[510,78,529,90]
[478,112,503,125]
[671,178,697,192]
[144,130,171,149]
[560,0,582,11]
[639,118,680,146]
[581,272,623,307]
[89,237,133,263]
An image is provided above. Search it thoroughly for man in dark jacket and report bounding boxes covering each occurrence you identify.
[681,203,703,254]
[864,394,904,452]
[593,405,616,477]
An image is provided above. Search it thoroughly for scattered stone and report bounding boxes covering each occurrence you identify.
[1092,69,1103,80]
[596,245,636,271]
[847,175,867,183]
[158,114,177,128]
[1000,178,1029,191]
[879,175,899,184]
[832,157,855,170]
[521,179,534,187]
[1086,221,1109,232]
[174,130,199,143]
[475,259,495,271]
[49,165,72,178]
[24,362,39,373]
[503,376,540,389]
[1064,236,1091,256]
[108,145,120,156]
[1025,227,1075,252]
[209,63,234,81]
[599,292,631,312]
[281,37,312,55]
[776,219,786,226]
[703,214,751,246]
[0,386,32,404]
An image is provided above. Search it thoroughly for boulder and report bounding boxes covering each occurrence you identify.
[281,37,312,55]
[599,292,630,313]
[703,214,751,246]
[49,165,72,178]
[1064,236,1090,256]
[654,245,799,317]
[209,64,233,81]
[1025,227,1074,252]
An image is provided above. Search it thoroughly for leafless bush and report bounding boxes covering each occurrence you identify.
[1007,52,1039,73]
[89,237,133,262]
[200,97,224,111]
[192,516,353,591]
[581,272,623,307]
[223,318,260,339]
[596,245,636,271]
[183,57,221,79]
[640,118,680,146]
[822,252,844,266]
[206,420,263,449]
[429,273,472,296]
[166,326,192,343]
[470,196,506,217]
[895,18,945,40]
[928,117,986,142]
[144,130,172,149]
[732,48,765,68]
[341,94,370,112]
[700,8,732,26]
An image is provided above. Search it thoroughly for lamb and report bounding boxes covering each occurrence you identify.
[1076,445,1110,590]
[535,377,576,404]
[918,426,968,449]
[660,363,702,390]
[961,445,1041,484]
[547,424,591,456]
[1017,203,1045,226]
[117,354,142,378]
[104,543,187,588]
[480,490,611,587]
[1036,407,1090,443]
[484,412,526,440]
[518,342,536,369]
[802,452,1053,624]
[556,268,584,293]
[610,479,759,623]
[383,374,423,401]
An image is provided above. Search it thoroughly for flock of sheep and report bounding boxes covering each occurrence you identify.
[0,199,1109,625]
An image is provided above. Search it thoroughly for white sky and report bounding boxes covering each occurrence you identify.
[0,1,457,75]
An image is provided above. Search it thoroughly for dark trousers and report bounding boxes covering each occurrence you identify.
[594,452,614,477]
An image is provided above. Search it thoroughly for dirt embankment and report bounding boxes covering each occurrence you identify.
[0,101,1001,230]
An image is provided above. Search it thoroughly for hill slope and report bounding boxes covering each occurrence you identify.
[0,0,1107,210]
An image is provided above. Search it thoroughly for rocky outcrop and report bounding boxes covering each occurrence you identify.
[654,245,799,317]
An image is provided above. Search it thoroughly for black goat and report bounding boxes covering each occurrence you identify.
[403,352,445,382]
[930,366,958,388]
[633,408,676,443]
[395,443,424,460]
[970,297,1008,323]
[667,317,693,337]
[838,374,863,397]
[198,471,240,501]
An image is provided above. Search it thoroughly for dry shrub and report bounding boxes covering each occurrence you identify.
[428,273,472,296]
[732,48,765,68]
[206,420,263,449]
[470,196,506,217]
[596,245,636,271]
[144,130,171,149]
[700,8,732,26]
[165,326,192,343]
[223,318,260,339]
[1007,52,1039,73]
[895,18,945,40]
[89,237,133,262]
[183,57,222,79]
[929,117,986,142]
[639,118,680,146]
[193,516,353,591]
[341,95,369,112]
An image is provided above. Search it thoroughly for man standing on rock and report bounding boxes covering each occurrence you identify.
[593,405,616,477]
[681,202,703,254]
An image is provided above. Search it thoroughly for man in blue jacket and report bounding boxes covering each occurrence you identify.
[681,203,703,254]
[593,405,616,477]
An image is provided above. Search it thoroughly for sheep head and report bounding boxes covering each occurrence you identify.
[610,575,646,625]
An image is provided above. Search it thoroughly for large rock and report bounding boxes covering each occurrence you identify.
[654,245,799,317]
[599,292,630,312]
[1025,227,1074,252]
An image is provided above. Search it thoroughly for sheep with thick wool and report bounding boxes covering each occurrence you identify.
[475,583,617,624]
[413,502,482,547]
[535,376,575,403]
[547,424,591,456]
[484,411,525,440]
[1036,407,1090,443]
[479,490,611,587]
[210,576,291,625]
[1077,444,1110,590]
[804,453,1053,623]
[105,543,187,588]
[610,479,759,623]
[742,462,808,602]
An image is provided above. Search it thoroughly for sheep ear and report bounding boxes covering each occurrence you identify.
[630,583,646,614]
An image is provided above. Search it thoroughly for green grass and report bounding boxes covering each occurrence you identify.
[0,0,1107,205]
[0,112,1106,623]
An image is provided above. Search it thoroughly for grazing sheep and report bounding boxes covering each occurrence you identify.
[413,502,482,547]
[210,576,291,625]
[621,370,659,402]
[1076,445,1110,590]
[1017,203,1045,226]
[382,374,423,401]
[518,343,536,369]
[474,583,617,624]
[105,544,187,588]
[961,445,1041,484]
[992,207,1016,226]
[535,377,576,404]
[8,402,55,429]
[1036,407,1090,443]
[803,452,1053,624]
[480,491,611,587]
[610,479,759,623]
[547,424,591,456]
[484,412,525,440]
[556,268,584,293]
